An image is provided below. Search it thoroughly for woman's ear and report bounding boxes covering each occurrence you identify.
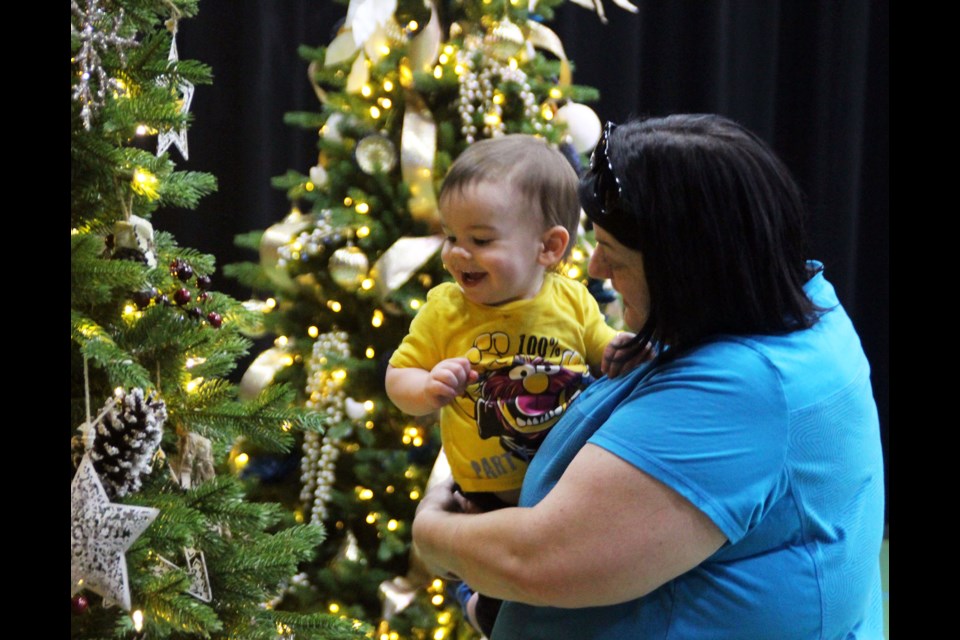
[539,225,570,266]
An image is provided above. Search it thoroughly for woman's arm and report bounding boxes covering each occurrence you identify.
[412,443,727,608]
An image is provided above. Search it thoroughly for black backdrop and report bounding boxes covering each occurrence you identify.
[161,0,889,525]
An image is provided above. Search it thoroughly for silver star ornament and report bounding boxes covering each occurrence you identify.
[156,30,194,160]
[71,453,159,610]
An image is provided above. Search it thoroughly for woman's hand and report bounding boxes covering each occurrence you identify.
[412,476,466,580]
[602,332,656,378]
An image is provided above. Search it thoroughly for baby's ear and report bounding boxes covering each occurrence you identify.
[539,225,570,266]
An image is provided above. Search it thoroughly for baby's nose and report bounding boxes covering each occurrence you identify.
[449,244,471,260]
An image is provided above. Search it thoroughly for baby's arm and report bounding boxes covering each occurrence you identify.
[385,359,479,416]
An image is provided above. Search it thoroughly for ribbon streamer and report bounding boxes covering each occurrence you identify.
[408,1,441,71]
[371,235,444,302]
[239,346,292,400]
[400,90,441,229]
[259,212,314,291]
[526,21,572,86]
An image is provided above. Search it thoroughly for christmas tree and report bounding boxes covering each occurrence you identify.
[225,0,634,638]
[70,1,368,637]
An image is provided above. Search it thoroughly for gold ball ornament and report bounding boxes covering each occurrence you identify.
[355,135,397,174]
[484,17,526,61]
[328,246,370,291]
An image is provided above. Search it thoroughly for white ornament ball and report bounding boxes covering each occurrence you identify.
[323,112,347,143]
[554,102,602,154]
[345,397,367,420]
[309,165,328,189]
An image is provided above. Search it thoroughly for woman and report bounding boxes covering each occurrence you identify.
[411,114,886,639]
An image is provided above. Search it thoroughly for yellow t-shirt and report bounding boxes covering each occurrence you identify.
[389,272,619,493]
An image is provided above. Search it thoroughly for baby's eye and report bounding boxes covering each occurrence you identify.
[472,237,492,246]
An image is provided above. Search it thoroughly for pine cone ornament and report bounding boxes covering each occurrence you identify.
[88,388,167,499]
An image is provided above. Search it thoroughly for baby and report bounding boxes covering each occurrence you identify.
[386,134,627,636]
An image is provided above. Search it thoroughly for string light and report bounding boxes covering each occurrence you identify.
[379,97,392,109]
[185,377,204,393]
[329,603,341,614]
[131,168,159,199]
[361,84,373,97]
[383,79,394,91]
[410,299,422,310]
[571,248,585,262]
[355,202,370,214]
[363,400,374,411]
[387,519,399,531]
[332,369,347,381]
[410,489,421,500]
[431,594,444,606]
[358,487,374,500]
[566,265,581,279]
[357,225,370,238]
[407,20,418,31]
[132,610,144,632]
[433,65,443,79]
[327,300,342,312]
[439,53,450,64]
[437,612,452,625]
[265,298,277,309]
[366,512,378,524]
[370,106,381,119]
[549,87,563,99]
[304,181,315,191]
[361,278,375,290]
[344,196,354,206]
[365,347,375,358]
[275,335,288,346]
[372,309,384,327]
[365,420,375,429]
[308,326,319,338]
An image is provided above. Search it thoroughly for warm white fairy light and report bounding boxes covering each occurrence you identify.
[365,347,375,358]
[433,65,443,79]
[327,300,342,312]
[132,610,144,632]
[355,202,370,214]
[361,278,375,290]
[410,489,421,500]
[358,487,374,500]
[372,309,384,327]
[383,78,394,91]
[361,84,373,97]
[308,325,319,338]
[344,196,354,206]
[370,106,381,119]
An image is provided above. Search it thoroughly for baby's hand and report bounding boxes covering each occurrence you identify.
[601,332,655,378]
[426,358,479,408]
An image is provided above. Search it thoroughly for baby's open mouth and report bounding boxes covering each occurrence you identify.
[460,271,486,285]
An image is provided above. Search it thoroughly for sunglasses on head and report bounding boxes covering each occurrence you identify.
[587,121,624,218]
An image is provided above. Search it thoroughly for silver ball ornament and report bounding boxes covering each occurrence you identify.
[355,135,397,174]
[328,246,370,290]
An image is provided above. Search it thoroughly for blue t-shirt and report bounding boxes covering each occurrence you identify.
[492,265,886,640]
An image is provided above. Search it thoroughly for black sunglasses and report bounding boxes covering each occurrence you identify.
[586,121,623,218]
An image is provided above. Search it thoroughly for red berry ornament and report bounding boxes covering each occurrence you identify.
[174,288,191,305]
[72,595,89,614]
[207,311,223,328]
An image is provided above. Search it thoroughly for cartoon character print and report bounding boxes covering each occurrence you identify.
[455,332,594,462]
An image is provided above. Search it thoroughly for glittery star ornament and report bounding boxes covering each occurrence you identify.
[156,25,194,160]
[71,454,159,610]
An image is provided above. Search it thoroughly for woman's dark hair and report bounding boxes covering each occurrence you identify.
[580,114,824,357]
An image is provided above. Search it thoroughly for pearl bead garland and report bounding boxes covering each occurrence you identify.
[300,330,354,525]
[277,209,338,267]
[456,40,539,143]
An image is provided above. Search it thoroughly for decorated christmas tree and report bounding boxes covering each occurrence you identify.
[70,1,367,637]
[226,2,635,638]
